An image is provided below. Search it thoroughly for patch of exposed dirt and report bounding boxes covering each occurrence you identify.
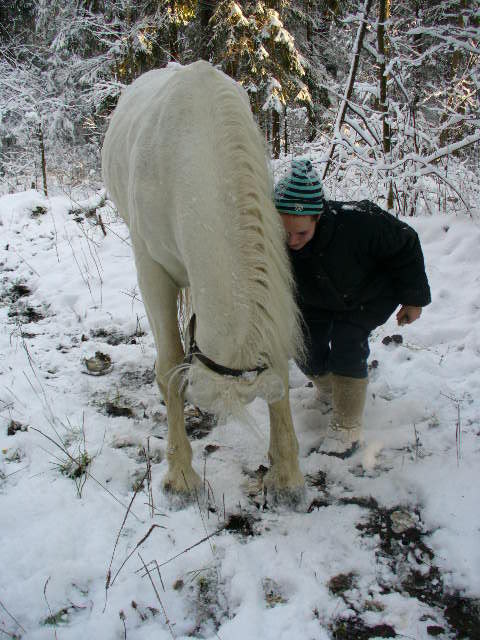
[223,512,259,537]
[305,485,480,638]
[203,443,220,456]
[354,500,480,639]
[382,334,403,346]
[262,577,287,607]
[90,327,145,346]
[104,401,134,418]
[442,595,480,639]
[31,205,47,218]
[307,497,331,511]
[305,470,328,490]
[186,569,227,638]
[328,572,357,596]
[185,407,217,440]
[8,303,44,323]
[330,618,397,639]
[7,420,28,436]
[120,367,156,387]
[9,282,31,301]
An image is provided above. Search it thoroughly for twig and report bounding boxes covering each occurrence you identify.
[154,560,166,592]
[98,213,107,236]
[107,522,166,591]
[23,368,65,446]
[455,400,462,467]
[189,474,216,557]
[43,577,58,640]
[440,392,463,465]
[5,465,29,479]
[105,468,149,595]
[119,610,127,639]
[64,232,93,300]
[0,600,26,634]
[139,528,224,572]
[138,553,176,639]
[145,439,154,519]
[0,630,21,639]
[412,423,421,460]
[0,399,15,414]
[11,247,40,276]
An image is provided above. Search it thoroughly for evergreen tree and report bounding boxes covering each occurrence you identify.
[209,1,312,155]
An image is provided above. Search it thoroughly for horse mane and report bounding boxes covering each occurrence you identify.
[199,66,305,370]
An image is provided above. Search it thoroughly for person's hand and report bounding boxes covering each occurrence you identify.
[396,305,422,326]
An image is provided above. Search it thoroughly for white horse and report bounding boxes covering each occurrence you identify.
[102,60,304,498]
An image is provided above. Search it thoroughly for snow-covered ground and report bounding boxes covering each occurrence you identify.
[1,188,479,640]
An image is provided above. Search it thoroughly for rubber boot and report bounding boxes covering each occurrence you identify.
[323,375,368,457]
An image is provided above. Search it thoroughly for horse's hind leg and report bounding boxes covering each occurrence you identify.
[132,238,202,495]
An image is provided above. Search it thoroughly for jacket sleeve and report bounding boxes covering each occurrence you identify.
[359,201,431,307]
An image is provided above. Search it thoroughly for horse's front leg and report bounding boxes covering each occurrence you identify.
[133,239,202,496]
[264,367,304,496]
[159,371,203,495]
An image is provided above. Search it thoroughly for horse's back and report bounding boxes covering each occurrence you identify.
[102,62,203,222]
[102,61,250,284]
[102,61,243,219]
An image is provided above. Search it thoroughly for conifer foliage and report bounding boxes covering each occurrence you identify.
[209,1,313,155]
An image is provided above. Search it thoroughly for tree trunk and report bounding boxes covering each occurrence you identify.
[169,0,179,61]
[439,0,468,150]
[272,109,281,159]
[306,0,313,45]
[265,113,271,150]
[378,0,393,209]
[284,106,288,156]
[38,124,48,197]
[198,0,217,60]
[322,0,373,181]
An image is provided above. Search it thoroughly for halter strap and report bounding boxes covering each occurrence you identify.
[184,314,268,378]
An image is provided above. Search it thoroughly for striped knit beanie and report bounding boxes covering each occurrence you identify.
[274,158,325,216]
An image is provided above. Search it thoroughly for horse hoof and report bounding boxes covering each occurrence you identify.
[264,485,307,511]
[263,470,306,510]
[162,471,204,508]
[163,487,203,510]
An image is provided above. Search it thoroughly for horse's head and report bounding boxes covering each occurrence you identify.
[184,360,285,422]
[181,313,285,421]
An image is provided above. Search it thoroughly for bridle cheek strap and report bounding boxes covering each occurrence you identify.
[184,314,267,379]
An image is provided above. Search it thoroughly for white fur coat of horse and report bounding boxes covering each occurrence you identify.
[102,60,304,497]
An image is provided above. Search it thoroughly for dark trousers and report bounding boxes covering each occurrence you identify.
[298,315,371,379]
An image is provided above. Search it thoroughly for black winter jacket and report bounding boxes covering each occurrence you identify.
[289,200,431,330]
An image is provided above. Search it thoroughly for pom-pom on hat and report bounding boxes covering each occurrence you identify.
[274,158,325,216]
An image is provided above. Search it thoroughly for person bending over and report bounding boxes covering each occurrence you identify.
[275,158,431,456]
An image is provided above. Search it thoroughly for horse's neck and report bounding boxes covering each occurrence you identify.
[187,211,256,370]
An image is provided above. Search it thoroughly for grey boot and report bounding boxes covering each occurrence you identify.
[323,375,368,455]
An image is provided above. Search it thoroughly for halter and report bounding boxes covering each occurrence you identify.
[184,314,268,379]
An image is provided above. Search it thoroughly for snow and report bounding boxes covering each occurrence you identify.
[1,187,480,639]
[229,3,249,28]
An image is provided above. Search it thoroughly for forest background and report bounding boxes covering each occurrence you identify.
[1,0,479,217]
